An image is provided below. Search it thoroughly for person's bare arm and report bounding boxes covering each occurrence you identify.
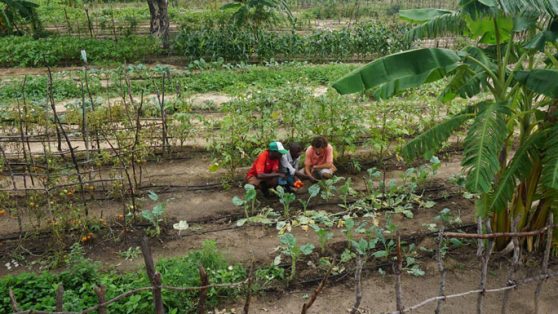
[305,164,318,182]
[312,162,333,170]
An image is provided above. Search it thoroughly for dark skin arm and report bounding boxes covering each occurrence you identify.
[256,172,286,179]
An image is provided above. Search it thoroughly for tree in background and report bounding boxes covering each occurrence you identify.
[147,0,169,49]
[333,0,558,250]
[222,0,295,40]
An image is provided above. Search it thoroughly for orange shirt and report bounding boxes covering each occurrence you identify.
[304,144,334,167]
[246,150,280,178]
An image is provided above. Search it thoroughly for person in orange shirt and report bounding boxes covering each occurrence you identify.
[304,136,336,182]
[245,141,288,196]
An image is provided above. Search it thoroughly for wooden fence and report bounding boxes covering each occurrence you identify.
[8,237,253,314]
[385,214,557,314]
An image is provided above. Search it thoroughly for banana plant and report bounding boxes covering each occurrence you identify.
[333,0,558,250]
[0,0,42,35]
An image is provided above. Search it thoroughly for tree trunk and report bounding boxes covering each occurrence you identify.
[147,0,170,49]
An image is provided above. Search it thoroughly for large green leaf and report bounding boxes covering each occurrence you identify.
[487,131,543,215]
[462,101,509,193]
[441,46,496,102]
[402,111,474,161]
[515,69,558,98]
[405,12,466,41]
[524,31,558,52]
[399,8,454,23]
[498,0,558,17]
[332,48,460,96]
[542,125,558,189]
[465,14,513,44]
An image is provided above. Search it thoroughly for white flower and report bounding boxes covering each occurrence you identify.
[227,265,233,271]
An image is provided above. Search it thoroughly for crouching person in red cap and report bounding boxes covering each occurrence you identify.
[245,141,288,197]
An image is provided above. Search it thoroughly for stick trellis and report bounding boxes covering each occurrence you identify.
[388,217,556,314]
[8,237,251,314]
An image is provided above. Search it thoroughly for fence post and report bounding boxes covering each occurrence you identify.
[141,237,165,314]
[501,217,520,314]
[244,262,255,314]
[477,220,495,314]
[56,283,64,311]
[435,228,446,314]
[394,232,404,313]
[198,265,209,314]
[534,213,553,314]
[302,261,334,314]
[94,285,107,314]
[8,288,20,312]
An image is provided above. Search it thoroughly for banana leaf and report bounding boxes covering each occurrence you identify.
[515,69,558,98]
[399,8,454,23]
[332,48,460,96]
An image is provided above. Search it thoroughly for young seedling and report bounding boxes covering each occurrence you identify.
[277,233,314,282]
[339,177,357,208]
[298,184,320,213]
[142,191,166,237]
[232,184,258,218]
[272,185,296,217]
[311,224,333,254]
[319,176,343,200]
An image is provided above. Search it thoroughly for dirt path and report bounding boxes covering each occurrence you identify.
[232,261,558,313]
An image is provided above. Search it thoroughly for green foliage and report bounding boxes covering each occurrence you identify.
[174,22,410,63]
[332,48,460,96]
[272,185,296,217]
[277,233,314,281]
[0,241,245,313]
[542,125,558,190]
[0,35,160,67]
[298,183,320,212]
[232,184,258,218]
[401,111,473,160]
[0,0,42,36]
[462,102,508,193]
[141,191,166,237]
[222,0,293,30]
[311,224,333,254]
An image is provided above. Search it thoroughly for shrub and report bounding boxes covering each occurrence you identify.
[0,36,161,67]
[0,241,245,313]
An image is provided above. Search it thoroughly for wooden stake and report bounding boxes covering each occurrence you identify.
[46,66,88,214]
[141,237,165,314]
[394,232,404,313]
[435,229,446,314]
[55,283,64,311]
[302,261,334,314]
[244,262,255,314]
[350,255,365,314]
[501,217,520,314]
[94,285,107,314]
[198,265,209,314]
[534,213,553,314]
[477,220,494,314]
[9,288,19,312]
